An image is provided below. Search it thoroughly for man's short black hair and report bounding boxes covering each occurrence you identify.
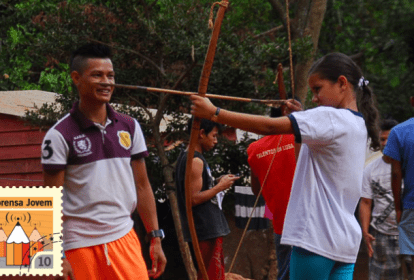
[187,116,222,135]
[70,43,112,73]
[380,119,398,131]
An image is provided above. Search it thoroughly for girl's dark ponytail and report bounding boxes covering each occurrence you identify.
[309,53,380,151]
[358,84,380,151]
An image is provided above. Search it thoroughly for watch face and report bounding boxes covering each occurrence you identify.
[150,229,165,240]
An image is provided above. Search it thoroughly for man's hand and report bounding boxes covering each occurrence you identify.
[55,258,75,280]
[217,174,240,192]
[362,232,375,258]
[148,238,167,279]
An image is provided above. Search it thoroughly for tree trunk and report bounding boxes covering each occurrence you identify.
[293,0,328,102]
[167,189,197,280]
[154,118,197,280]
[268,0,328,102]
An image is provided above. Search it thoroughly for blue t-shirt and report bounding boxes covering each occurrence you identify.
[383,118,414,209]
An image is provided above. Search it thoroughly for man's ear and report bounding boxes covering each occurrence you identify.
[71,71,81,86]
[410,96,414,108]
[199,128,206,139]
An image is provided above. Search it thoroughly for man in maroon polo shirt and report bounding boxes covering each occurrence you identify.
[42,43,166,279]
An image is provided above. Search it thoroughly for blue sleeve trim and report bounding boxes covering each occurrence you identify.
[346,109,364,119]
[288,114,302,143]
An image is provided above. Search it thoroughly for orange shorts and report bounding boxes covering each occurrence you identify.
[66,228,149,280]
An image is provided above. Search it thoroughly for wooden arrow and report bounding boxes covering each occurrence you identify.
[99,82,286,107]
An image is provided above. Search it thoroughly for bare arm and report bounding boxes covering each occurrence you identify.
[389,159,403,223]
[382,155,393,164]
[190,95,294,135]
[43,170,65,187]
[190,158,239,206]
[250,171,261,197]
[359,198,375,257]
[359,198,372,236]
[131,158,166,279]
[132,158,159,232]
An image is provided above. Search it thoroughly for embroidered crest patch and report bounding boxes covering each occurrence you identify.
[73,135,92,157]
[118,131,131,149]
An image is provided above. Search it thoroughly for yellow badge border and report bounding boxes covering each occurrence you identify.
[117,130,132,150]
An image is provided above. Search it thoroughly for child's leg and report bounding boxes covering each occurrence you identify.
[329,262,355,280]
[290,246,335,280]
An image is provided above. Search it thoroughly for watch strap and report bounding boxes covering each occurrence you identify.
[211,107,220,122]
[146,229,165,242]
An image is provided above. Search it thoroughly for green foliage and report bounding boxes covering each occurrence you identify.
[0,0,371,200]
[7,26,25,49]
[318,0,414,121]
[0,0,298,109]
[3,0,413,196]
[38,64,73,94]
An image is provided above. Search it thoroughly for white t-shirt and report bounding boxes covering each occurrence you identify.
[281,106,367,263]
[361,156,400,235]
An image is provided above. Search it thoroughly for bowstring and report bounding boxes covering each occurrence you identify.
[227,135,284,273]
[228,0,296,272]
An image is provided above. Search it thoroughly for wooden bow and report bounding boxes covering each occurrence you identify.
[185,2,229,280]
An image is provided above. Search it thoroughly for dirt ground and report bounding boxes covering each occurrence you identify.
[223,212,402,280]
[225,235,393,280]
[223,210,375,280]
[151,203,412,280]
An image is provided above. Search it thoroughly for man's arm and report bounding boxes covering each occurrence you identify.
[131,158,166,279]
[44,170,76,280]
[250,171,261,197]
[388,158,404,223]
[44,170,65,187]
[382,155,393,164]
[189,158,239,206]
[359,198,375,257]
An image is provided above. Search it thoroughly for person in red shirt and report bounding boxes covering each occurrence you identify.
[247,105,299,280]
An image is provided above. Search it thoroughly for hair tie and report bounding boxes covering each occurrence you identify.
[358,76,369,88]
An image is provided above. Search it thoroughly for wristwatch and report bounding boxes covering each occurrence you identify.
[211,107,220,122]
[146,229,165,242]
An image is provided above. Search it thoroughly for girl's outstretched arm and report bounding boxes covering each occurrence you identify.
[190,95,295,135]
